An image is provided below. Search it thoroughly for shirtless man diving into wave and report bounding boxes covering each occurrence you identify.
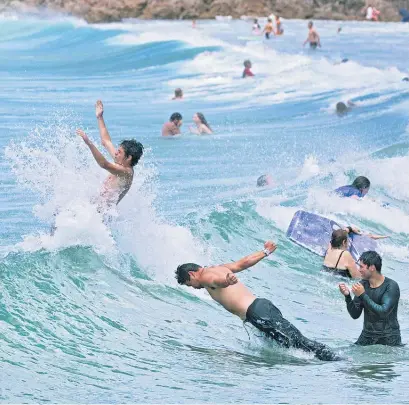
[176,241,340,361]
[76,100,144,210]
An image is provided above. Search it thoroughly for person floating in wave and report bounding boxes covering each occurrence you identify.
[334,176,370,199]
[172,88,183,100]
[242,60,254,78]
[303,21,321,49]
[256,174,274,187]
[162,113,183,136]
[339,251,402,346]
[76,100,144,210]
[176,241,340,361]
[275,16,284,35]
[335,100,355,115]
[334,58,349,65]
[189,113,212,135]
[252,18,261,34]
[323,227,388,279]
[263,18,274,39]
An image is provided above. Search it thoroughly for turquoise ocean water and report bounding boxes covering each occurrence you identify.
[1,12,409,403]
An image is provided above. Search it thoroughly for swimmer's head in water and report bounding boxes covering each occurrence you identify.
[174,88,183,98]
[244,59,252,68]
[352,176,370,195]
[170,112,183,126]
[193,112,212,130]
[256,174,273,187]
[341,58,349,63]
[336,102,348,115]
[308,21,313,28]
[330,229,348,249]
[267,18,272,22]
[254,18,258,23]
[402,77,409,82]
[175,263,202,288]
[359,251,382,279]
[118,139,144,166]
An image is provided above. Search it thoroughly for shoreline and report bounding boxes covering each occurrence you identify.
[0,0,405,23]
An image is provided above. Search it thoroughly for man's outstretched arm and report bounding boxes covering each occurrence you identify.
[77,129,128,176]
[96,100,116,159]
[220,241,277,273]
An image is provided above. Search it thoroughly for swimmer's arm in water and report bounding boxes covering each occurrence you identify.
[344,252,360,278]
[220,241,277,273]
[366,233,389,240]
[95,100,116,159]
[77,129,129,176]
[189,125,200,135]
[201,269,238,288]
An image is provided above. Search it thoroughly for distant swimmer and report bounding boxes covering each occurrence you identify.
[337,26,342,33]
[176,241,340,361]
[335,100,355,115]
[303,21,321,49]
[172,88,183,100]
[242,60,254,78]
[334,176,370,199]
[189,112,212,135]
[256,174,273,187]
[323,227,388,279]
[162,113,183,136]
[263,18,274,39]
[339,251,402,346]
[275,16,284,35]
[192,19,196,28]
[76,100,144,209]
[402,77,409,82]
[334,58,349,65]
[252,18,261,34]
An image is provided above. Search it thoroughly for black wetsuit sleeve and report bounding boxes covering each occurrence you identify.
[361,282,400,319]
[345,294,363,319]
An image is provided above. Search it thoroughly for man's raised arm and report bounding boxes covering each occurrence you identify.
[77,129,128,176]
[96,100,116,159]
[220,241,277,273]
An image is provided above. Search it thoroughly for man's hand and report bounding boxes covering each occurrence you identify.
[339,283,350,296]
[76,129,91,145]
[264,241,277,255]
[224,272,238,287]
[96,100,104,119]
[352,283,365,297]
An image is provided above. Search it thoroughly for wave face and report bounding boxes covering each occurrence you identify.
[1,13,409,403]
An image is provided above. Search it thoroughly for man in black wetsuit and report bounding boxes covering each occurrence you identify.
[175,241,340,361]
[339,251,401,346]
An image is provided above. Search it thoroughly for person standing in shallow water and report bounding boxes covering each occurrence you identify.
[303,21,321,49]
[176,241,341,361]
[339,251,402,346]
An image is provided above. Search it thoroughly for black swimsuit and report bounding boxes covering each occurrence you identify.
[322,251,351,278]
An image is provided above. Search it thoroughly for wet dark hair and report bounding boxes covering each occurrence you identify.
[175,263,201,284]
[196,112,212,131]
[257,174,269,187]
[267,18,272,22]
[254,18,258,23]
[174,88,183,97]
[359,251,382,273]
[308,20,313,26]
[352,176,370,191]
[244,59,252,68]
[330,229,348,248]
[120,140,144,166]
[336,102,348,114]
[170,112,182,122]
